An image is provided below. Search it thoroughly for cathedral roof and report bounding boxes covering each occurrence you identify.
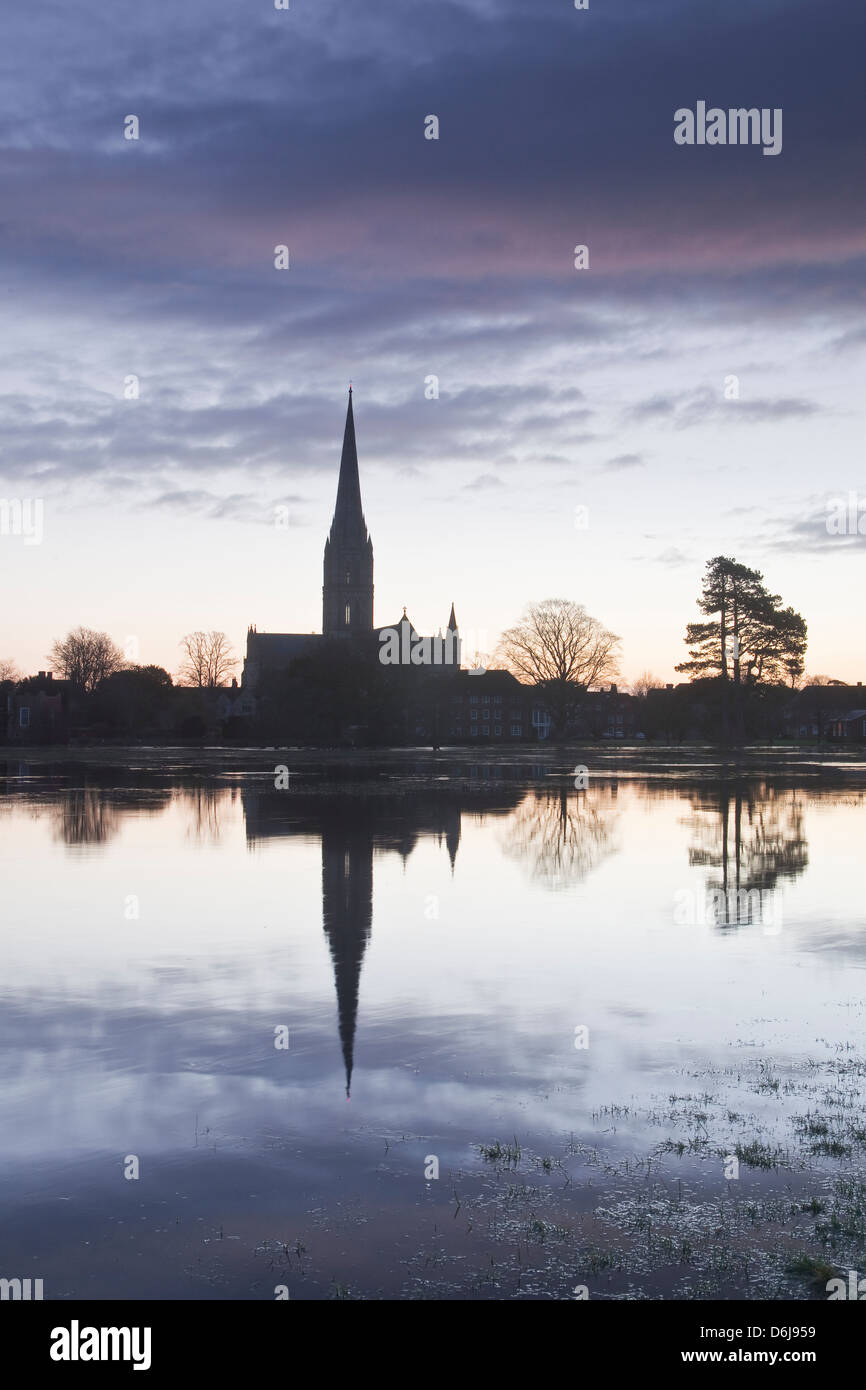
[328,387,367,539]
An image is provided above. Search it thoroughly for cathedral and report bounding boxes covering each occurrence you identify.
[242,388,461,693]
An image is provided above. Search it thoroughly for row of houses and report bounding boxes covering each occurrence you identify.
[4,669,866,746]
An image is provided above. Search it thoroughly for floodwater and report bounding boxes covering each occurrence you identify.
[1,752,865,1300]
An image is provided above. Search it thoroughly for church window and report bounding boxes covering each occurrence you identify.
[345,570,351,585]
[345,603,351,626]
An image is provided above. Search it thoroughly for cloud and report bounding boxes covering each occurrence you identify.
[145,489,306,524]
[656,547,693,566]
[625,386,823,430]
[463,474,504,491]
[605,453,645,471]
[766,497,866,553]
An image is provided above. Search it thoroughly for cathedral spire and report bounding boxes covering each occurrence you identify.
[332,386,364,527]
[447,602,458,632]
[323,389,374,635]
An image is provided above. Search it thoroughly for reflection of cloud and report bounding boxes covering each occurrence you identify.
[499,788,619,890]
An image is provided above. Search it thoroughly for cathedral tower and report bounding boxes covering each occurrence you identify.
[323,388,374,635]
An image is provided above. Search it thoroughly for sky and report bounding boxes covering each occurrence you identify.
[0,0,864,685]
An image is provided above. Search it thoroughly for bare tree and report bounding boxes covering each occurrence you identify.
[0,658,20,682]
[630,670,664,698]
[500,788,619,889]
[48,627,125,693]
[496,598,620,737]
[178,630,238,688]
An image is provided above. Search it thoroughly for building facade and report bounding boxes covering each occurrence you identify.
[242,389,460,696]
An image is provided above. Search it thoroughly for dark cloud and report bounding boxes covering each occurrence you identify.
[0,0,861,507]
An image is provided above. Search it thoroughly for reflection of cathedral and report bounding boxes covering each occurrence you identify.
[242,389,461,694]
[321,819,373,1099]
[241,784,520,1095]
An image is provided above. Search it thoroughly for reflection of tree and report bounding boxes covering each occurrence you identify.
[180,785,225,842]
[52,789,121,847]
[683,783,808,926]
[51,786,174,847]
[500,788,618,889]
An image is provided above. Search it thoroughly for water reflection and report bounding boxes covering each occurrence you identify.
[683,783,809,927]
[500,786,619,889]
[50,787,173,847]
[4,761,866,1300]
[241,784,524,1095]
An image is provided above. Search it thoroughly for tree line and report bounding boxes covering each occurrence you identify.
[0,554,830,744]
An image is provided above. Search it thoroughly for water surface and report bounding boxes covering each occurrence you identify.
[1,753,864,1299]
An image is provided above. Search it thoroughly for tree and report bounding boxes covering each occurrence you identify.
[0,658,20,683]
[496,598,620,737]
[630,671,664,698]
[95,665,174,734]
[676,557,807,689]
[48,627,125,693]
[178,631,238,688]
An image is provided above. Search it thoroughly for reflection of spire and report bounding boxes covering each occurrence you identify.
[321,823,373,1098]
[444,804,461,873]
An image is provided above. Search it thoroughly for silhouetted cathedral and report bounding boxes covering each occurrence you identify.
[322,388,374,636]
[242,389,460,692]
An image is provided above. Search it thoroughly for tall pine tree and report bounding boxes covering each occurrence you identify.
[676,557,806,688]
